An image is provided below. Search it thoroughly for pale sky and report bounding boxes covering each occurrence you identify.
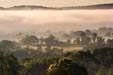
[0,0,113,7]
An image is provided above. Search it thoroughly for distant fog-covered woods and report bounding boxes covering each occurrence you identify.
[0,10,113,34]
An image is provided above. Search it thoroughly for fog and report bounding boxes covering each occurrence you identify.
[0,10,113,34]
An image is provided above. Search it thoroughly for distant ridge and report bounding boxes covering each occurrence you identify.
[63,3,113,10]
[8,5,55,10]
[0,7,5,10]
[0,3,113,10]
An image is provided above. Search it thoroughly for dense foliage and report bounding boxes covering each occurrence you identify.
[47,58,88,75]
[0,52,20,75]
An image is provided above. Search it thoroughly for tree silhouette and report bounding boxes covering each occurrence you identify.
[0,40,19,52]
[21,35,39,46]
[92,33,98,43]
[80,31,86,45]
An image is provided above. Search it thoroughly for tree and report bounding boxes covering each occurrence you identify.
[73,37,80,45]
[21,35,39,46]
[0,40,19,52]
[47,58,88,75]
[106,39,113,47]
[4,54,20,75]
[64,51,99,75]
[96,37,104,45]
[67,39,71,44]
[85,29,92,36]
[17,32,22,44]
[39,37,44,45]
[92,33,98,43]
[80,31,86,45]
[0,52,20,75]
[109,68,113,75]
[85,37,91,45]
[44,35,56,45]
[70,31,87,39]
[105,32,111,37]
[62,33,71,40]
[93,48,113,67]
[25,57,56,75]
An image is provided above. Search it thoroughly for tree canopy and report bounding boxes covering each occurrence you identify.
[47,58,88,75]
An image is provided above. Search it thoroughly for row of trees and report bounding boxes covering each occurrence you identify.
[20,31,113,47]
[18,33,113,53]
[62,30,105,45]
[21,35,64,46]
[0,33,113,54]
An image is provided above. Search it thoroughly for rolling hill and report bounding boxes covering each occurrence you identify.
[0,3,113,10]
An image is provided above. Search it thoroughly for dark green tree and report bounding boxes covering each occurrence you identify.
[47,58,88,75]
[93,48,113,67]
[0,52,20,75]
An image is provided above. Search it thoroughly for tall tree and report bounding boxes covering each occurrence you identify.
[92,33,98,43]
[80,31,86,45]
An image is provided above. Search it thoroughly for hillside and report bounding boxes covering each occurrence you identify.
[8,5,55,10]
[0,7,5,10]
[62,3,113,10]
[0,3,113,10]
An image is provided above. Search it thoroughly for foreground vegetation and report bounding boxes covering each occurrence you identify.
[1,47,113,75]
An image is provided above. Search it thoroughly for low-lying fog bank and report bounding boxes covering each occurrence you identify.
[0,10,113,34]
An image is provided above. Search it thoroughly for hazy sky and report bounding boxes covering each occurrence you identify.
[0,0,113,7]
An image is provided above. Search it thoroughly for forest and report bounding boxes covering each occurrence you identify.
[0,27,113,75]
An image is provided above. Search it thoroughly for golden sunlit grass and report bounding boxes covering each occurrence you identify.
[63,46,83,52]
[22,45,83,52]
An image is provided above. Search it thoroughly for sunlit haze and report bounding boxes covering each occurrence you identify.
[0,10,113,34]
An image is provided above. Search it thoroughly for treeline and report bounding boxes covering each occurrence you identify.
[1,30,113,51]
[1,31,113,58]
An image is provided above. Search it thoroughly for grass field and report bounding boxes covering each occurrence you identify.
[22,45,84,52]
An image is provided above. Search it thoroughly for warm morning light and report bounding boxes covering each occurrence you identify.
[0,0,113,75]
